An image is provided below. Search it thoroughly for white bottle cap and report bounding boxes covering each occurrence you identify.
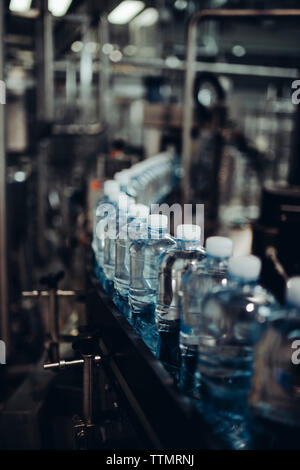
[286,277,300,308]
[206,236,233,258]
[148,214,168,230]
[228,255,261,282]
[109,191,122,203]
[129,204,150,219]
[118,194,135,211]
[104,180,120,196]
[115,171,130,185]
[176,224,201,241]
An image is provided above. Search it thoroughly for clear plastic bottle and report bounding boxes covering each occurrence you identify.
[249,277,300,449]
[198,255,279,449]
[114,204,149,314]
[155,224,205,380]
[103,193,134,294]
[180,236,233,396]
[93,180,120,256]
[129,214,176,349]
[93,180,120,281]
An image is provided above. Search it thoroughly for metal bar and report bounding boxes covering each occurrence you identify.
[48,289,59,362]
[55,57,299,79]
[0,0,9,348]
[182,9,300,203]
[83,355,94,425]
[98,14,111,133]
[37,0,54,121]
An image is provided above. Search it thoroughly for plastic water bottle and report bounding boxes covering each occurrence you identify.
[129,214,176,349]
[249,277,300,449]
[103,193,134,294]
[155,225,205,380]
[93,180,120,279]
[198,255,279,449]
[114,204,150,314]
[180,236,233,396]
[93,180,120,254]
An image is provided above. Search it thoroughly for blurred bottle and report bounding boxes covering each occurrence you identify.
[155,224,205,380]
[103,193,134,294]
[249,277,300,449]
[180,236,233,396]
[198,256,279,449]
[93,180,120,281]
[129,214,176,349]
[114,204,149,314]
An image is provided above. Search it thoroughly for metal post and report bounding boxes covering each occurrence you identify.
[37,0,54,122]
[98,15,111,141]
[0,0,9,348]
[83,354,94,425]
[182,9,300,203]
[48,289,59,363]
[80,16,93,123]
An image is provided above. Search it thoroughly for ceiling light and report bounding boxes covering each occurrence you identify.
[48,0,73,17]
[131,8,159,27]
[9,0,32,13]
[108,1,145,25]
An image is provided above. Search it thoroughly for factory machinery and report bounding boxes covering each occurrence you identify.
[0,3,300,450]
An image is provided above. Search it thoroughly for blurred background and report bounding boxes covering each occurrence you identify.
[1,0,300,450]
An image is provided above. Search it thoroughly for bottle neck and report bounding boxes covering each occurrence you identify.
[206,254,230,269]
[228,274,258,287]
[177,239,202,251]
[148,227,168,239]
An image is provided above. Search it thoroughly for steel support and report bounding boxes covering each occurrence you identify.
[0,0,9,348]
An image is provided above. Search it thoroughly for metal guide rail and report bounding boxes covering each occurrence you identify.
[85,250,220,450]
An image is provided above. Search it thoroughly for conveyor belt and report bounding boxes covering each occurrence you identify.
[86,251,218,450]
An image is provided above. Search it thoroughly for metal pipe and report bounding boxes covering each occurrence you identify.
[37,0,54,122]
[0,0,9,348]
[48,288,59,362]
[182,9,300,203]
[83,354,94,425]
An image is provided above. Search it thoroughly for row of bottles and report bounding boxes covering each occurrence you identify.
[92,165,300,449]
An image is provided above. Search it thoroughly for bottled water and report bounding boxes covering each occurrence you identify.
[93,180,120,256]
[180,236,233,396]
[93,180,120,280]
[155,225,205,381]
[249,277,300,449]
[103,194,134,294]
[129,214,176,349]
[198,255,279,449]
[114,204,149,314]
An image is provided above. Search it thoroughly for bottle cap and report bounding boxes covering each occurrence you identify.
[176,224,201,241]
[104,180,120,196]
[148,214,168,230]
[129,204,150,219]
[286,277,300,308]
[118,194,135,211]
[115,171,131,185]
[206,236,233,258]
[228,255,261,282]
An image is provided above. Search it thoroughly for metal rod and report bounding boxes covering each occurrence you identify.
[182,9,300,203]
[83,355,94,425]
[48,289,59,362]
[54,57,299,79]
[0,0,9,348]
[37,0,54,121]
